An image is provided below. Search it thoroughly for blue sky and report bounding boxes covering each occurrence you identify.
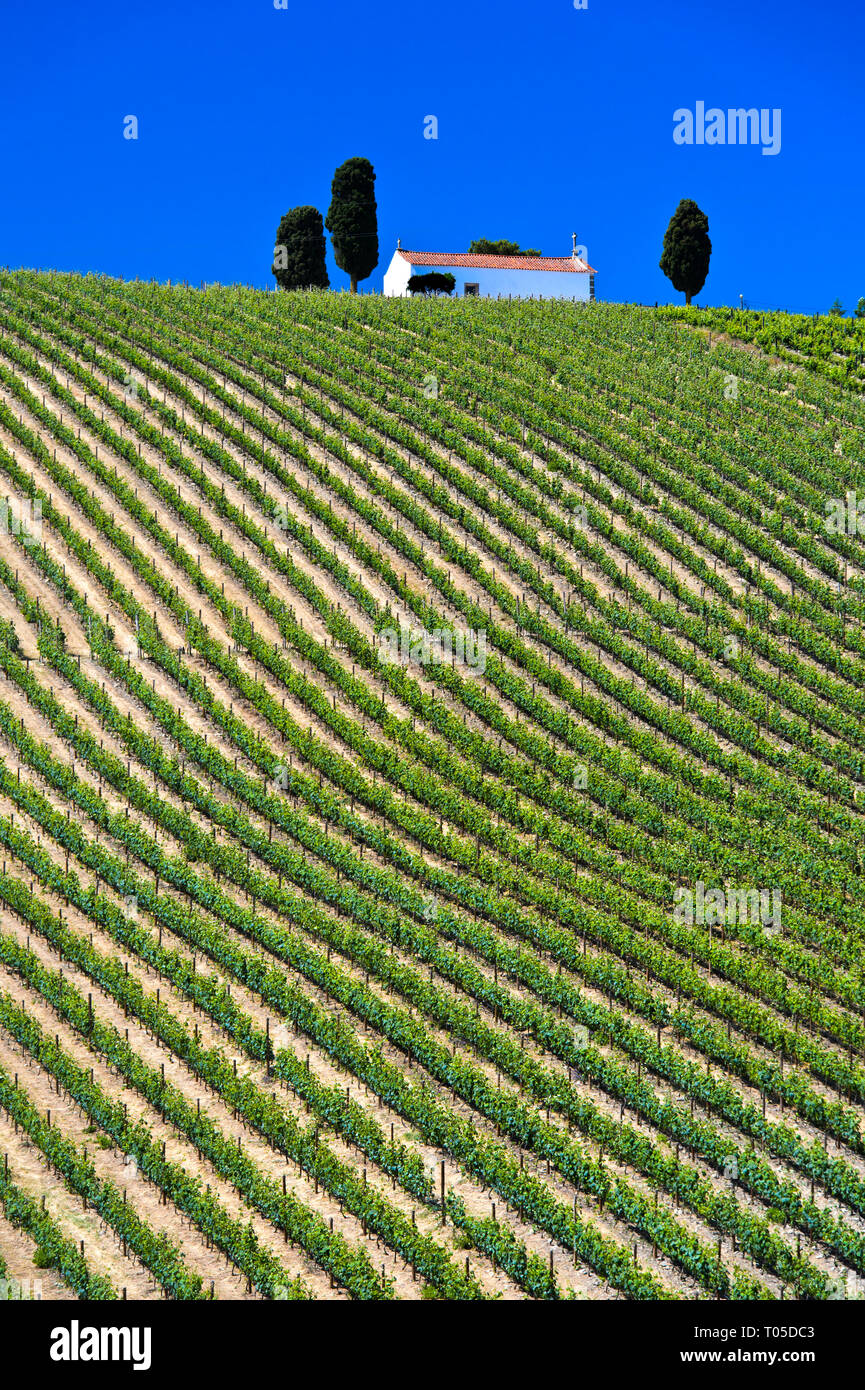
[1,0,861,313]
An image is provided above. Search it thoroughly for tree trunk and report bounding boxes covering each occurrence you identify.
[685,292,692,305]
[350,275,358,294]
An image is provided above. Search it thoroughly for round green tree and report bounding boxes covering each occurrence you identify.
[272,206,329,291]
[660,199,712,305]
[325,157,378,293]
[408,272,456,296]
[468,239,541,256]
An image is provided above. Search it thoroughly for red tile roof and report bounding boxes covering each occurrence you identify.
[397,249,596,274]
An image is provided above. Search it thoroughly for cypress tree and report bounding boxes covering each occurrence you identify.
[325,157,378,294]
[272,206,329,290]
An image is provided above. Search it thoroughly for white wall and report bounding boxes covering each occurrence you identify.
[447,265,591,300]
[383,254,592,300]
[383,251,412,297]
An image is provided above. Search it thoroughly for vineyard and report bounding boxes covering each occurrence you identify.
[668,304,865,394]
[0,269,864,1302]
